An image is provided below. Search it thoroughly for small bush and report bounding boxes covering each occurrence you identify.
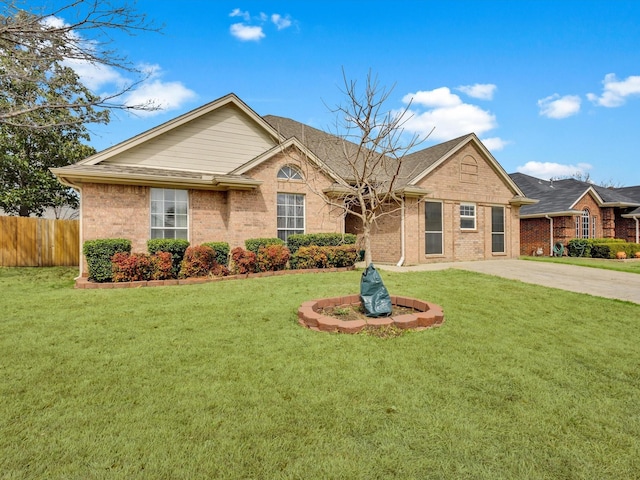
[147,239,190,277]
[257,244,291,271]
[245,237,284,256]
[230,247,257,274]
[111,251,175,282]
[287,233,357,254]
[150,252,175,280]
[567,239,591,257]
[179,245,217,278]
[202,242,230,266]
[112,252,153,282]
[291,245,329,269]
[83,238,131,282]
[326,245,359,268]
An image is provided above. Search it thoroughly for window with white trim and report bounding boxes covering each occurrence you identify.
[150,188,188,239]
[581,209,590,238]
[277,165,303,180]
[277,193,304,241]
[491,206,505,253]
[425,201,443,255]
[460,203,476,230]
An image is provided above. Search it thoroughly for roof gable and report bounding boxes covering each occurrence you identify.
[81,94,282,175]
[407,134,525,196]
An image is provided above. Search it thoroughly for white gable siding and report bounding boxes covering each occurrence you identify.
[104,105,276,174]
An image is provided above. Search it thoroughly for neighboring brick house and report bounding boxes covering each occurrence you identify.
[510,172,640,256]
[52,93,534,275]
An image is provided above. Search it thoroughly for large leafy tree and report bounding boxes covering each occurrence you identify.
[0,44,99,216]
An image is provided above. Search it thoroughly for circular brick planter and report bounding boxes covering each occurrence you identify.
[298,294,444,333]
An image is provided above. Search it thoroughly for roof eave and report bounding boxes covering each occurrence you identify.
[50,168,262,191]
[509,196,538,206]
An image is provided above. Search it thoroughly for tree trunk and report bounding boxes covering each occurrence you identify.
[362,222,373,267]
[19,205,30,217]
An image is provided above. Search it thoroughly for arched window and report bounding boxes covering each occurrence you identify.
[277,165,303,180]
[581,208,590,238]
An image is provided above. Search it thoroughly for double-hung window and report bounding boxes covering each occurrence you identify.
[277,193,304,241]
[491,206,505,253]
[460,203,476,230]
[425,201,443,255]
[150,188,188,239]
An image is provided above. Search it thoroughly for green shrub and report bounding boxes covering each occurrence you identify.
[286,233,357,254]
[257,244,291,271]
[590,243,611,259]
[83,238,131,282]
[202,242,230,266]
[245,237,284,256]
[147,239,190,277]
[567,239,591,257]
[230,247,257,274]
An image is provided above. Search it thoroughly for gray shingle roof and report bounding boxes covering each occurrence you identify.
[263,115,473,188]
[510,172,640,216]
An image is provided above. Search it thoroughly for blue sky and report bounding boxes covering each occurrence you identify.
[37,0,640,185]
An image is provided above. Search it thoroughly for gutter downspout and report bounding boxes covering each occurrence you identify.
[545,215,553,256]
[635,217,639,244]
[396,197,405,267]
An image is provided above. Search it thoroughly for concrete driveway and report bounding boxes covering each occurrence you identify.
[375,259,640,305]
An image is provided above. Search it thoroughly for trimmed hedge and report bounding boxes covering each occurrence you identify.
[286,233,357,254]
[291,245,358,269]
[202,242,230,266]
[568,238,640,259]
[245,237,284,256]
[147,239,190,277]
[83,238,131,282]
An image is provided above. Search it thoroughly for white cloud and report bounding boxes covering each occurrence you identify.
[537,94,581,119]
[228,10,293,40]
[401,87,499,142]
[587,73,640,107]
[229,23,265,41]
[123,77,197,117]
[271,13,292,30]
[481,137,509,151]
[229,8,250,21]
[457,83,497,100]
[403,87,462,108]
[517,161,592,180]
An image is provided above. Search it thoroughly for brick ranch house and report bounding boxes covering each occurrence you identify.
[52,93,536,276]
[510,172,640,256]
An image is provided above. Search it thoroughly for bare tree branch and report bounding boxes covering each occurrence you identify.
[0,0,163,128]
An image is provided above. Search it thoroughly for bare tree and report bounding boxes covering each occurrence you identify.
[0,0,161,128]
[277,70,427,266]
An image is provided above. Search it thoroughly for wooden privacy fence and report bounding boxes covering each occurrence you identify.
[0,216,79,267]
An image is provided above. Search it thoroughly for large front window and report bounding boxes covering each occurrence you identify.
[277,193,304,241]
[150,188,188,239]
[491,206,505,253]
[425,201,443,255]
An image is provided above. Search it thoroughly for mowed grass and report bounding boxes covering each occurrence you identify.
[524,254,640,274]
[1,267,640,479]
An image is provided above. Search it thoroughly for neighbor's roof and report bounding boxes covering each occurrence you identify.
[510,172,640,217]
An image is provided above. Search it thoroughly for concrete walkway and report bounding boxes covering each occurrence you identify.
[374,259,640,305]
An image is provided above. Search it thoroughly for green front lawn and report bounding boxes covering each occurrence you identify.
[523,254,640,274]
[1,267,639,479]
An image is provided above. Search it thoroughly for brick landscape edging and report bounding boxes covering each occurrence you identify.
[75,266,355,289]
[298,295,445,334]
